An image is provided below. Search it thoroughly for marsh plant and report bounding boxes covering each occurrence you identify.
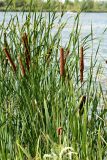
[0,11,107,160]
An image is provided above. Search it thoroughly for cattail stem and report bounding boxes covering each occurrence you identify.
[60,48,65,77]
[3,48,16,72]
[22,33,30,71]
[18,56,26,77]
[80,46,84,83]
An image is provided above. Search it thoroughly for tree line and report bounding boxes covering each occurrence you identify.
[0,0,107,12]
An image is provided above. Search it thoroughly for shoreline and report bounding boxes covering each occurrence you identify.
[0,10,107,13]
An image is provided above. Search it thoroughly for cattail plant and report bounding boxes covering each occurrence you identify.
[3,48,16,72]
[57,127,63,145]
[4,32,9,51]
[64,49,69,65]
[22,33,30,71]
[57,127,63,136]
[18,56,26,77]
[60,47,65,77]
[80,46,84,83]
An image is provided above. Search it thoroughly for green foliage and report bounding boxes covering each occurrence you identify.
[0,0,107,12]
[80,0,94,11]
[0,10,107,159]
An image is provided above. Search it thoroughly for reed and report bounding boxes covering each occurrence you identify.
[0,11,106,160]
[57,127,63,136]
[79,95,86,115]
[57,127,63,145]
[60,47,65,77]
[22,33,30,71]
[18,56,26,77]
[3,48,16,72]
[80,46,84,83]
[4,32,9,51]
[46,48,52,63]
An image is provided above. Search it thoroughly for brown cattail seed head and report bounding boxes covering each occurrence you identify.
[57,127,63,136]
[3,48,16,72]
[18,56,26,77]
[22,33,30,71]
[80,46,84,83]
[60,48,65,77]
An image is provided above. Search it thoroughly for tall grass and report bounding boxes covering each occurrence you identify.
[0,11,107,160]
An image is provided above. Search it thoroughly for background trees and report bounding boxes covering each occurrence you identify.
[0,0,107,11]
[80,0,94,10]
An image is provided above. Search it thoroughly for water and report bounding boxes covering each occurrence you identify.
[0,12,107,88]
[0,12,107,50]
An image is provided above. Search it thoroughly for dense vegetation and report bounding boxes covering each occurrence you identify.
[0,0,107,12]
[0,10,107,159]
